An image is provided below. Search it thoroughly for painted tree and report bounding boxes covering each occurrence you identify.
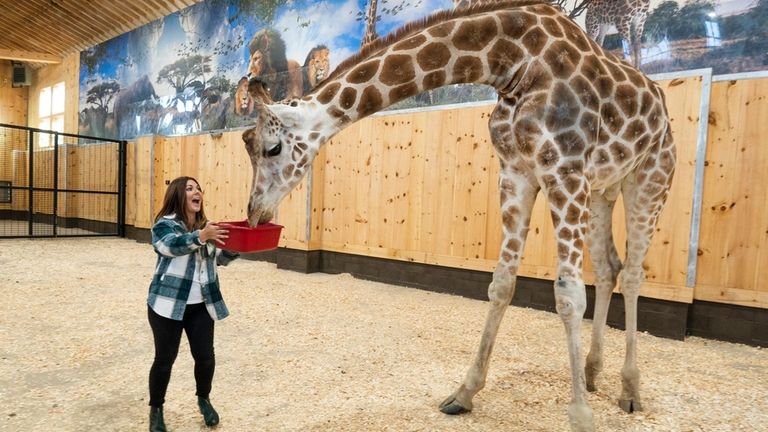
[156,54,212,99]
[85,81,121,110]
[644,1,680,42]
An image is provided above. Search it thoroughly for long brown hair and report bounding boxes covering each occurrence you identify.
[154,176,208,231]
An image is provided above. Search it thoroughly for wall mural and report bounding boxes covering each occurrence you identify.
[79,0,768,140]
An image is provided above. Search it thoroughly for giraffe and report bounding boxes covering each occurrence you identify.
[585,0,651,68]
[362,0,379,48]
[241,1,675,430]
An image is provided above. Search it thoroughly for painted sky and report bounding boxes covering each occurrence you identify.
[79,0,452,112]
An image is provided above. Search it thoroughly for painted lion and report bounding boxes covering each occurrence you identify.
[247,28,303,100]
[303,45,330,94]
[233,76,254,116]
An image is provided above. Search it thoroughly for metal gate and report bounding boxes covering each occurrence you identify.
[0,123,126,238]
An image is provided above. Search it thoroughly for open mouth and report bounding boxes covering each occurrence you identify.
[191,197,201,206]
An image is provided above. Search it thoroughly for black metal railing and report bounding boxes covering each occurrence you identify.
[0,123,126,238]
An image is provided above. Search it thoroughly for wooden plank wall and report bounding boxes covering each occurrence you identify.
[0,61,29,211]
[5,142,120,221]
[0,61,29,126]
[696,78,768,308]
[27,53,80,134]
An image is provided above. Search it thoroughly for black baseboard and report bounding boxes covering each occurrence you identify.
[1,210,117,235]
[124,227,766,347]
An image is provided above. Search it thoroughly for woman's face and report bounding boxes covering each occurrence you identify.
[185,179,203,215]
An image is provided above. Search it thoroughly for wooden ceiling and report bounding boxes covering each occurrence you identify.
[0,0,203,66]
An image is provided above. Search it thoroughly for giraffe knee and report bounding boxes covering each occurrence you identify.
[488,268,516,304]
[554,278,587,320]
[619,268,645,297]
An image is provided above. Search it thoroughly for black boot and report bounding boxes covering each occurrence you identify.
[149,406,166,432]
[198,397,220,427]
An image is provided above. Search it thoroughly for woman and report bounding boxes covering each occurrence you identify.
[146,176,238,431]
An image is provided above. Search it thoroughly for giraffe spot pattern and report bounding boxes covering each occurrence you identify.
[579,112,599,138]
[615,84,639,117]
[522,27,547,56]
[506,238,522,253]
[600,102,623,135]
[609,142,631,164]
[570,76,600,111]
[389,82,419,103]
[452,17,497,51]
[537,140,560,168]
[513,118,540,156]
[416,42,451,71]
[498,11,537,39]
[380,54,416,86]
[316,82,341,104]
[427,21,455,38]
[422,70,446,89]
[339,87,357,109]
[595,76,614,98]
[640,92,654,115]
[546,83,580,130]
[543,40,581,79]
[347,60,380,84]
[565,203,582,225]
[555,130,586,156]
[394,34,427,51]
[357,85,383,118]
[541,16,564,38]
[487,39,524,78]
[453,56,483,82]
[558,17,591,51]
[622,119,646,142]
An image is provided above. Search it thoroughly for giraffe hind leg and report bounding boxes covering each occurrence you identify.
[584,191,621,392]
[616,142,675,413]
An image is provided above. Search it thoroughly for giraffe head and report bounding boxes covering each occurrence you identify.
[242,78,325,226]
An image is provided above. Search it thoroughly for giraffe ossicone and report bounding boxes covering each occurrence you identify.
[243,1,675,431]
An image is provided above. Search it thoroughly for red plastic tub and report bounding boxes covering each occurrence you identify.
[218,221,283,252]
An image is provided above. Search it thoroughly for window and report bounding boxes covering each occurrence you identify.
[39,81,65,148]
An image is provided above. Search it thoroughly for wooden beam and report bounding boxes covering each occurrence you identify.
[0,48,62,64]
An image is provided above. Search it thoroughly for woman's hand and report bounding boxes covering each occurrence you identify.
[199,222,229,245]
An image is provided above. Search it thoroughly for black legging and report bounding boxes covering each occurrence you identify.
[148,303,215,407]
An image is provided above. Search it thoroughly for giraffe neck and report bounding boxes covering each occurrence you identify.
[284,1,550,147]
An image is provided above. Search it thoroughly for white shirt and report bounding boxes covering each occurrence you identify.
[186,250,207,304]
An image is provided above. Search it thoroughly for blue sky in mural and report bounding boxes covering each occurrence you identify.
[79,0,452,112]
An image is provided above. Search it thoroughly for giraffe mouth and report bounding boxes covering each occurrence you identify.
[247,205,275,227]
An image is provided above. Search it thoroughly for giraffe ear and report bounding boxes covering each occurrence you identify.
[266,104,302,128]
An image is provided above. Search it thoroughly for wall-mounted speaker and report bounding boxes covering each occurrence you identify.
[11,62,31,87]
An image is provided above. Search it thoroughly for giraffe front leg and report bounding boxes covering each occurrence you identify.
[440,162,538,416]
[545,176,594,432]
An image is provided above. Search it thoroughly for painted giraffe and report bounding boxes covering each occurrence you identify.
[585,0,651,68]
[242,1,675,430]
[362,0,380,48]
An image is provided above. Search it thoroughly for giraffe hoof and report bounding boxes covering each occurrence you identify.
[439,396,472,415]
[618,398,643,413]
[586,382,598,392]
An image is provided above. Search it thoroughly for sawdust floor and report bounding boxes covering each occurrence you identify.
[0,238,766,431]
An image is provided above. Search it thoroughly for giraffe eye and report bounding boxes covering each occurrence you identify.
[265,141,282,157]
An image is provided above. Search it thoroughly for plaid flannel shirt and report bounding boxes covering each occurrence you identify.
[147,215,239,321]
